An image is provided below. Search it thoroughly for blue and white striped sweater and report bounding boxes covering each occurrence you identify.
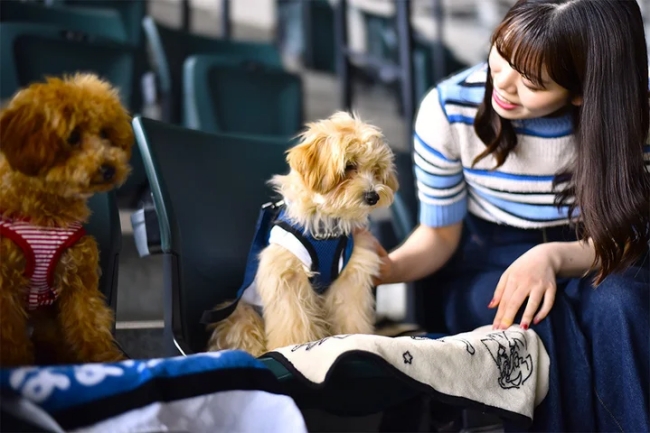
[414,63,650,229]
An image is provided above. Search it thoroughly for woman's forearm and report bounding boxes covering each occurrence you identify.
[385,222,463,284]
[545,239,599,278]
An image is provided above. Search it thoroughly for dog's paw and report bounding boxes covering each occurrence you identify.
[87,347,127,363]
[352,228,381,252]
[0,348,35,368]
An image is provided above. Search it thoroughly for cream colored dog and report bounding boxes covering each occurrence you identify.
[206,112,398,357]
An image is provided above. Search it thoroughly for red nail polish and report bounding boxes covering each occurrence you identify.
[521,323,529,330]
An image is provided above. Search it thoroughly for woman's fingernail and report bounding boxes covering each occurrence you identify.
[488,299,496,308]
[521,323,529,330]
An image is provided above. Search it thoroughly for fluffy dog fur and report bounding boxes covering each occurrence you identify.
[207,111,398,357]
[0,74,133,367]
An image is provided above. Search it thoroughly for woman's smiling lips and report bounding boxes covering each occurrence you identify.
[493,91,520,110]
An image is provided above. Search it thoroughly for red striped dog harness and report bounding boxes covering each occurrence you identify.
[0,217,86,310]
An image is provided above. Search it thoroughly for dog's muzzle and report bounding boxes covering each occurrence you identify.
[99,164,116,182]
[363,191,380,205]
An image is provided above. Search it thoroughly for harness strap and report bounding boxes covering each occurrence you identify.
[0,224,36,278]
[44,227,86,287]
[200,201,356,325]
[273,219,351,294]
[200,201,283,325]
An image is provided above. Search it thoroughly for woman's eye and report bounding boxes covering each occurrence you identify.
[523,81,543,91]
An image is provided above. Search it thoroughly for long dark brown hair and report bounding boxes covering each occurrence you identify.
[474,0,650,284]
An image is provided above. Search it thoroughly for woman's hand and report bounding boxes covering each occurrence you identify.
[490,243,562,330]
[355,221,464,286]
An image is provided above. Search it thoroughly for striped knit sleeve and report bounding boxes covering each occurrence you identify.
[413,88,467,227]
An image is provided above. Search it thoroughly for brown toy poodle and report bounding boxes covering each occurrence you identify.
[0,74,134,367]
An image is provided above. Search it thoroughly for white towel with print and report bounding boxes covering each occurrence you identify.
[267,325,549,423]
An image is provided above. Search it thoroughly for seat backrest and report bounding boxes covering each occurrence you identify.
[56,0,149,113]
[183,54,303,137]
[85,192,122,316]
[132,116,293,354]
[0,0,128,43]
[389,150,417,241]
[43,0,148,114]
[277,0,336,73]
[304,0,337,73]
[142,16,283,124]
[60,0,146,47]
[0,22,134,107]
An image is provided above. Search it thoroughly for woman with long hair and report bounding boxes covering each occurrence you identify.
[374,0,650,429]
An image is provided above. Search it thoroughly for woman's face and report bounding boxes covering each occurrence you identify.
[488,47,581,119]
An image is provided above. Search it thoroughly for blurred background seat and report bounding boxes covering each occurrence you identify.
[182,54,303,138]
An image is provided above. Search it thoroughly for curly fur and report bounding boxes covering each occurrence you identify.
[0,74,133,367]
[206,111,398,357]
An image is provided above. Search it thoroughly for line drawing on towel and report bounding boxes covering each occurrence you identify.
[402,351,413,364]
[480,331,533,390]
[290,335,352,352]
[436,337,476,355]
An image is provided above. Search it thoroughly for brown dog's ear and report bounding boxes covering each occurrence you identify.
[286,136,341,194]
[0,106,60,176]
[386,169,399,193]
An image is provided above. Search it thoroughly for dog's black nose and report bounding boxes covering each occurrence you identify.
[364,191,380,205]
[100,164,115,181]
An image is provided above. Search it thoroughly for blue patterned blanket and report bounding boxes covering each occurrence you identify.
[1,350,306,433]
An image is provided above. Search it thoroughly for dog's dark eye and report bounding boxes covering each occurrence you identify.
[345,163,357,172]
[67,128,81,147]
[100,128,109,140]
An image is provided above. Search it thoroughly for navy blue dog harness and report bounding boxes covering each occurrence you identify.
[201,201,354,325]
[272,208,354,294]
